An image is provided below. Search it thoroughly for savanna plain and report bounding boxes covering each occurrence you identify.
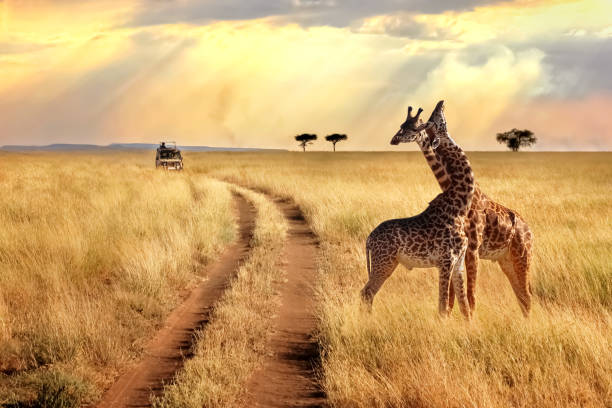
[0,150,610,407]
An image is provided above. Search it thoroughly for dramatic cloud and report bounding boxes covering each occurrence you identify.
[127,0,504,28]
[411,46,547,147]
[536,37,612,98]
[0,0,611,150]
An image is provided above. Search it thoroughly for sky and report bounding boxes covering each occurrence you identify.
[0,0,611,150]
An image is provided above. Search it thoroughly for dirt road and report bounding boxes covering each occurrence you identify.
[97,193,255,407]
[245,196,325,407]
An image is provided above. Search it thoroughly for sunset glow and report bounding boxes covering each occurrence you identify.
[1,0,611,150]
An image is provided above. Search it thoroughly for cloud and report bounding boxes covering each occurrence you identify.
[534,37,612,98]
[126,0,504,28]
[127,0,292,27]
[353,12,452,39]
[398,39,612,150]
[0,29,197,145]
[409,46,547,147]
[1,1,611,151]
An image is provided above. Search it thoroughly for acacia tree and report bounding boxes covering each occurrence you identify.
[295,133,317,152]
[325,133,348,152]
[496,128,537,152]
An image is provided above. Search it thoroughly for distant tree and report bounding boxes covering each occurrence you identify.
[496,128,537,152]
[295,133,317,152]
[325,133,348,152]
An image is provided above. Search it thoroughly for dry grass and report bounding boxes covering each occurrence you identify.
[189,151,612,408]
[1,150,610,407]
[153,184,287,408]
[0,152,235,405]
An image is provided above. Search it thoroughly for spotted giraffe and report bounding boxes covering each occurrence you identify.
[362,101,475,319]
[394,102,534,316]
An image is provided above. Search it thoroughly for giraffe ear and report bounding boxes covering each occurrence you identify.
[430,136,440,150]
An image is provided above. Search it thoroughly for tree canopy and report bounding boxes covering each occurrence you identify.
[496,128,537,152]
[295,133,317,152]
[325,133,348,151]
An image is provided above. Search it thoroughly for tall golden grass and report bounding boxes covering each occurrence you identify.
[0,152,235,405]
[1,150,610,407]
[190,151,611,408]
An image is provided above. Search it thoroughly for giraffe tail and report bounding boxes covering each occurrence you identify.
[366,243,372,279]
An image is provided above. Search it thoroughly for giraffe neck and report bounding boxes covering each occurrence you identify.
[427,120,475,217]
[417,130,451,192]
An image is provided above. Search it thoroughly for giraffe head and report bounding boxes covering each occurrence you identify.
[426,100,448,136]
[390,106,429,145]
[390,101,445,148]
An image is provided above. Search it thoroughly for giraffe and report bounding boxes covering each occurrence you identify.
[392,102,534,316]
[361,101,475,320]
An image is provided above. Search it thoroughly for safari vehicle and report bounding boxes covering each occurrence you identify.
[155,141,183,170]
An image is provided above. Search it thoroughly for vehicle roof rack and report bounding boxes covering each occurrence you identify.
[159,141,177,149]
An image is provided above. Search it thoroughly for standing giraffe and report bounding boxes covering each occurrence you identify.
[362,101,474,319]
[394,102,534,316]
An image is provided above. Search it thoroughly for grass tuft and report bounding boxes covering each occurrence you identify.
[33,369,89,408]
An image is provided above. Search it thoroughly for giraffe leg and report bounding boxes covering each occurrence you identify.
[449,248,478,314]
[497,253,531,317]
[451,252,471,321]
[511,254,532,317]
[438,257,457,318]
[510,228,533,317]
[465,248,479,312]
[360,252,398,310]
[447,275,456,313]
[452,212,483,314]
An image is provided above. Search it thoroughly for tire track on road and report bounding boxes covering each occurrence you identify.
[244,194,325,408]
[97,192,255,408]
